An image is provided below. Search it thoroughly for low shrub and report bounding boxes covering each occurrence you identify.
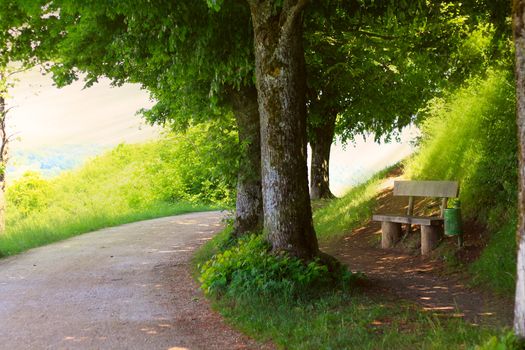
[475,331,523,350]
[199,234,354,299]
[7,171,51,217]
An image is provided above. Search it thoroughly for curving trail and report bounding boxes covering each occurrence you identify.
[322,178,514,327]
[0,211,268,350]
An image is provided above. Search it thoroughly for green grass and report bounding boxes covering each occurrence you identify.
[2,122,237,257]
[193,74,520,343]
[470,219,517,294]
[193,165,510,349]
[404,69,517,295]
[214,291,501,350]
[0,201,215,257]
[314,166,395,241]
[193,220,507,350]
[404,69,516,229]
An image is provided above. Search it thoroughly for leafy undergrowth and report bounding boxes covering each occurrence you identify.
[193,225,511,349]
[1,120,237,257]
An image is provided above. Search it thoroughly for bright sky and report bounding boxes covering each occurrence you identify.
[5,67,416,194]
[7,67,159,151]
[323,127,417,196]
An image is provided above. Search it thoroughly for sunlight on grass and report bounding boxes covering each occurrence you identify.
[0,201,214,257]
[1,123,236,258]
[314,166,395,240]
[404,70,517,295]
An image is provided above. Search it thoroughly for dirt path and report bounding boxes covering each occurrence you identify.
[0,211,269,350]
[322,183,514,327]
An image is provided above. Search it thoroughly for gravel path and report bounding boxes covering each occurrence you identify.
[0,211,267,350]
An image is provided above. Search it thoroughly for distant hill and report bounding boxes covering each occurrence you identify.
[8,145,106,180]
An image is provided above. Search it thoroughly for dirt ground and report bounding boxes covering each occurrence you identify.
[0,211,270,350]
[322,172,514,327]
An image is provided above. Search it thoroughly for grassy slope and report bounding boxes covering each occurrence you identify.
[404,70,517,294]
[0,201,212,257]
[0,131,236,257]
[313,166,394,240]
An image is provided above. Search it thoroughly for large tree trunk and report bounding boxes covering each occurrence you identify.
[513,0,525,338]
[310,113,336,200]
[248,0,318,260]
[229,86,263,237]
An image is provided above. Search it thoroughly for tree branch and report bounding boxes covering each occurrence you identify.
[355,29,401,40]
[7,66,31,77]
[281,0,309,42]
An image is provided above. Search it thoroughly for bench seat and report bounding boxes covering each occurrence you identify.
[372,214,443,226]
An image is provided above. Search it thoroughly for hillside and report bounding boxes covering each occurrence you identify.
[0,121,239,257]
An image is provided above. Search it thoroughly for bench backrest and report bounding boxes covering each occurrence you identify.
[393,181,459,198]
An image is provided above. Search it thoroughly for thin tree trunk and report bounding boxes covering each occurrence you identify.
[248,0,318,260]
[0,95,6,233]
[513,0,525,338]
[310,113,336,200]
[229,86,263,237]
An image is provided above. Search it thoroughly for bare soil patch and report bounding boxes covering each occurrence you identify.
[322,175,514,327]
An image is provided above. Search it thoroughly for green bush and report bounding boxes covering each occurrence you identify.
[475,331,523,350]
[146,120,239,205]
[1,120,237,257]
[7,171,51,217]
[199,234,353,298]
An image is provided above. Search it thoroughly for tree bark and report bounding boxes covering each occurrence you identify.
[248,0,319,260]
[229,86,263,237]
[513,0,525,338]
[0,95,6,233]
[309,113,336,200]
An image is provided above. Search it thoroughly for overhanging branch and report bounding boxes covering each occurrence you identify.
[355,29,401,40]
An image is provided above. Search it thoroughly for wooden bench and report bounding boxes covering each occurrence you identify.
[372,180,459,255]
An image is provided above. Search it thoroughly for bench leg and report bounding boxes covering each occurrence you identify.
[381,222,402,249]
[421,225,443,255]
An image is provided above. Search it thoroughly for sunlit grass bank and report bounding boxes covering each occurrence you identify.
[404,70,517,294]
[0,202,214,257]
[2,121,238,257]
[313,166,394,241]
